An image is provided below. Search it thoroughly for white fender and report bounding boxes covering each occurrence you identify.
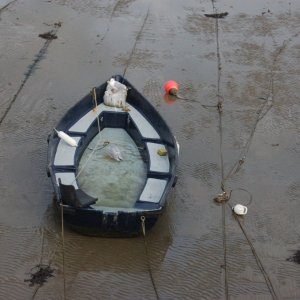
[55,129,78,147]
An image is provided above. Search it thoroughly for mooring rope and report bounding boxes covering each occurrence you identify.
[209,1,281,298]
[61,203,67,300]
[122,6,150,78]
[92,87,101,134]
[30,228,45,300]
[222,96,273,185]
[29,226,61,300]
[40,228,45,266]
[210,0,229,297]
[62,88,104,297]
[221,204,229,299]
[141,216,159,300]
[232,211,278,300]
[72,88,103,183]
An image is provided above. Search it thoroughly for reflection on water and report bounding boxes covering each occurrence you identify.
[77,128,147,208]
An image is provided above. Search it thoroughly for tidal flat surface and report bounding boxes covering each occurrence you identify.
[0,0,299,299]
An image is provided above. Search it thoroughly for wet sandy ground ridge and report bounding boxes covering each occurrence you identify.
[0,0,300,299]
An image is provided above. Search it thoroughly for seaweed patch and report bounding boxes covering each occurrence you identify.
[204,12,228,19]
[287,250,300,264]
[38,31,57,40]
[24,264,55,287]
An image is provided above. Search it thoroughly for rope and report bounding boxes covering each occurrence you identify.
[232,211,278,300]
[61,203,67,300]
[210,1,229,297]
[40,228,45,266]
[221,204,229,299]
[222,96,273,185]
[92,87,101,133]
[122,6,150,78]
[222,188,277,299]
[60,89,104,298]
[87,143,109,151]
[30,228,45,300]
[72,88,103,183]
[210,2,277,298]
[141,216,159,300]
[73,138,105,183]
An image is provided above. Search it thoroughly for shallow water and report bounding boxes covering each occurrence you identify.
[78,128,146,208]
[0,0,300,299]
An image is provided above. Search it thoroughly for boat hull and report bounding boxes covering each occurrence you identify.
[55,201,161,237]
[47,75,179,236]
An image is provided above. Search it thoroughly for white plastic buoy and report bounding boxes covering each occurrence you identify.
[54,129,78,147]
[233,204,248,215]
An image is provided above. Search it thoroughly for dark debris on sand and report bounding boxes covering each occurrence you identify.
[204,12,229,19]
[287,250,300,264]
[24,264,55,287]
[38,31,57,40]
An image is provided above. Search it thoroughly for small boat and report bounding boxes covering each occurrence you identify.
[47,75,179,236]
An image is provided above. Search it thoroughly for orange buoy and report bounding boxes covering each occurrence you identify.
[164,80,179,96]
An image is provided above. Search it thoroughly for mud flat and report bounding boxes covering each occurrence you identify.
[0,0,299,299]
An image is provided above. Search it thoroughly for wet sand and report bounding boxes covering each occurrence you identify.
[0,0,300,299]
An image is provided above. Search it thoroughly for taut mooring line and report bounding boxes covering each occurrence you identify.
[30,228,45,300]
[233,213,278,300]
[222,96,273,185]
[210,0,229,298]
[222,31,300,186]
[100,0,124,42]
[61,203,67,300]
[122,6,150,78]
[219,33,300,300]
[29,227,59,300]
[209,4,296,300]
[141,216,160,300]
